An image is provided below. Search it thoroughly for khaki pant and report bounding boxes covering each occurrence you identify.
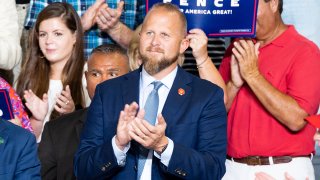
[223,157,315,180]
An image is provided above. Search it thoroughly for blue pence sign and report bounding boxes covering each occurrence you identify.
[146,0,259,37]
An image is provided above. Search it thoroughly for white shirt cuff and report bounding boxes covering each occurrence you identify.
[111,136,130,166]
[154,138,174,167]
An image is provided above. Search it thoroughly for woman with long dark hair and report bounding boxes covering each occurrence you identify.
[16,2,85,140]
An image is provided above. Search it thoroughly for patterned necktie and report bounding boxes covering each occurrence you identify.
[137,81,163,180]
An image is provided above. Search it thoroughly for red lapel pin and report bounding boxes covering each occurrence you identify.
[178,88,185,96]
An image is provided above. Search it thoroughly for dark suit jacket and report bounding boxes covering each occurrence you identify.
[74,67,227,180]
[0,119,40,179]
[38,108,87,180]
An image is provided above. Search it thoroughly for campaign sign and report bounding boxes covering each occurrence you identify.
[146,0,259,37]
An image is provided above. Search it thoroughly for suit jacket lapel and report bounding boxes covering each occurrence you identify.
[75,121,82,141]
[162,67,192,128]
[121,69,141,156]
[122,68,141,105]
[75,109,88,141]
[0,120,9,156]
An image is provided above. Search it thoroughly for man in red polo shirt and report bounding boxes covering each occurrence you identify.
[219,0,320,179]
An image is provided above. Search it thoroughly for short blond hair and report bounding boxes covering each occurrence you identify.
[128,25,142,71]
[144,3,187,36]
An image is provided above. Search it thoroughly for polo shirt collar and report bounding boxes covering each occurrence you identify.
[259,25,296,47]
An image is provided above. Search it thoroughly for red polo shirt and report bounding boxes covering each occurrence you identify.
[219,26,320,158]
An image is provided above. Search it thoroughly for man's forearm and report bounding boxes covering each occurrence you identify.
[198,58,227,104]
[246,73,308,131]
[106,23,134,49]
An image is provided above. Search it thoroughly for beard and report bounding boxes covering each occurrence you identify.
[140,47,179,75]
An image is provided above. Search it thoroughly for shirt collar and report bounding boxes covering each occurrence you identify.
[141,66,178,90]
[262,25,296,47]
